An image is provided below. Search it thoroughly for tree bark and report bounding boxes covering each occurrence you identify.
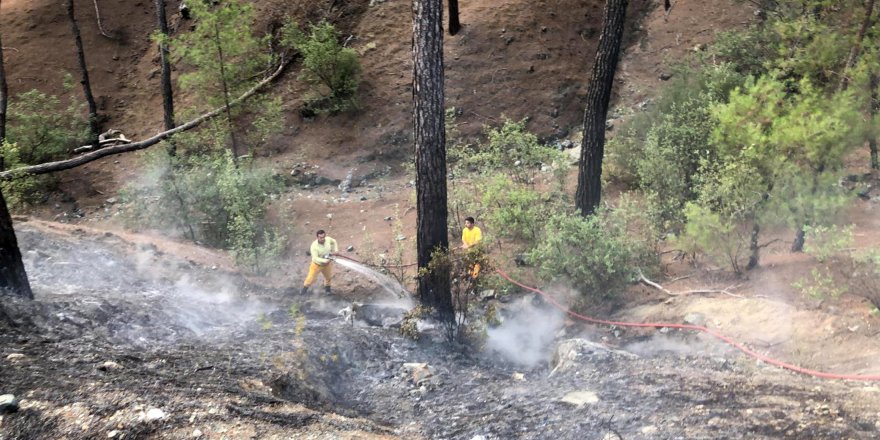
[575,0,628,216]
[746,223,760,270]
[871,72,879,170]
[0,5,33,299]
[0,20,7,144]
[66,0,101,143]
[840,0,876,91]
[212,21,240,160]
[413,0,453,322]
[448,0,461,36]
[155,0,175,132]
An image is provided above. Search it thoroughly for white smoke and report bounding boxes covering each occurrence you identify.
[486,296,565,368]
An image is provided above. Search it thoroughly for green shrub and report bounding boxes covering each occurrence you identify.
[803,224,854,263]
[284,20,361,114]
[456,118,564,184]
[526,203,657,301]
[122,150,286,274]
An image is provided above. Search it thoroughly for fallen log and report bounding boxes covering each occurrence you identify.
[0,57,292,181]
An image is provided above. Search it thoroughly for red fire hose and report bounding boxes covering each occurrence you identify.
[333,253,880,381]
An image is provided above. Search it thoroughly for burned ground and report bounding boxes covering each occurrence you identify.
[2,224,880,439]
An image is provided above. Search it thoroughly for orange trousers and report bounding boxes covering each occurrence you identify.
[303,262,333,287]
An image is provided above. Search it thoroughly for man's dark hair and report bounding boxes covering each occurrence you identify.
[316,229,326,236]
[465,217,475,224]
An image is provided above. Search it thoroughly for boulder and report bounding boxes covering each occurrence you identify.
[0,394,20,414]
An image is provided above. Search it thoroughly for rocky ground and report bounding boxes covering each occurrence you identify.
[2,224,880,440]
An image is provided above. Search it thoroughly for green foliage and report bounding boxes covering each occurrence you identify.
[635,97,716,230]
[284,20,361,114]
[172,0,269,108]
[121,149,286,274]
[803,224,854,263]
[456,118,565,184]
[526,202,658,301]
[792,266,846,299]
[0,141,56,209]
[5,83,89,164]
[0,80,89,209]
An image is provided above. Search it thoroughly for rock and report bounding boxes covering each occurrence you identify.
[352,303,407,327]
[550,338,636,375]
[479,290,496,300]
[359,196,368,201]
[384,216,393,221]
[401,362,436,385]
[560,139,574,149]
[640,426,658,434]
[659,72,673,81]
[107,430,119,438]
[339,169,355,193]
[683,312,706,327]
[395,234,407,241]
[6,353,25,361]
[514,160,522,166]
[145,407,165,421]
[559,390,599,406]
[98,361,123,371]
[0,394,20,414]
[511,372,525,381]
[192,429,203,438]
[105,197,117,205]
[605,119,615,131]
[346,245,355,252]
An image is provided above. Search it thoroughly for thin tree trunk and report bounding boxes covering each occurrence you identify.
[448,0,461,35]
[413,0,453,323]
[212,21,240,160]
[746,223,760,270]
[840,0,876,91]
[66,0,101,143]
[155,0,175,132]
[0,4,33,299]
[871,72,879,170]
[575,0,628,216]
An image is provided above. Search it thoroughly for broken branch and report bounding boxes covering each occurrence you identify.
[0,58,292,181]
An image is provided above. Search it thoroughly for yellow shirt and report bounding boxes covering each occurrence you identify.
[462,226,482,248]
[310,237,338,265]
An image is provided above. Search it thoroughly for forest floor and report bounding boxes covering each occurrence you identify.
[2,0,880,438]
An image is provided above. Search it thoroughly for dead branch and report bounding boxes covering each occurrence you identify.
[638,269,745,298]
[0,58,292,181]
[93,0,114,39]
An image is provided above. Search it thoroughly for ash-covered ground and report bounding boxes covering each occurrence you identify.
[2,224,879,439]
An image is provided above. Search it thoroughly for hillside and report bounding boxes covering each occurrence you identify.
[5,0,880,439]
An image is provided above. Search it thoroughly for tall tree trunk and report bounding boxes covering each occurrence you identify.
[155,0,175,132]
[66,0,101,143]
[413,0,453,323]
[0,14,34,299]
[213,21,240,160]
[575,0,628,216]
[0,23,6,144]
[448,0,461,36]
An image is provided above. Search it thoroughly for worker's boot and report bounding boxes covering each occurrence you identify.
[324,285,332,295]
[300,286,309,296]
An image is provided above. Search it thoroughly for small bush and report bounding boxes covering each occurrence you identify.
[122,150,286,274]
[803,224,854,263]
[285,20,361,114]
[526,204,657,301]
[456,118,564,184]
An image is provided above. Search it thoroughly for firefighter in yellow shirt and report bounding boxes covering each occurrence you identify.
[301,229,338,295]
[461,217,482,278]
